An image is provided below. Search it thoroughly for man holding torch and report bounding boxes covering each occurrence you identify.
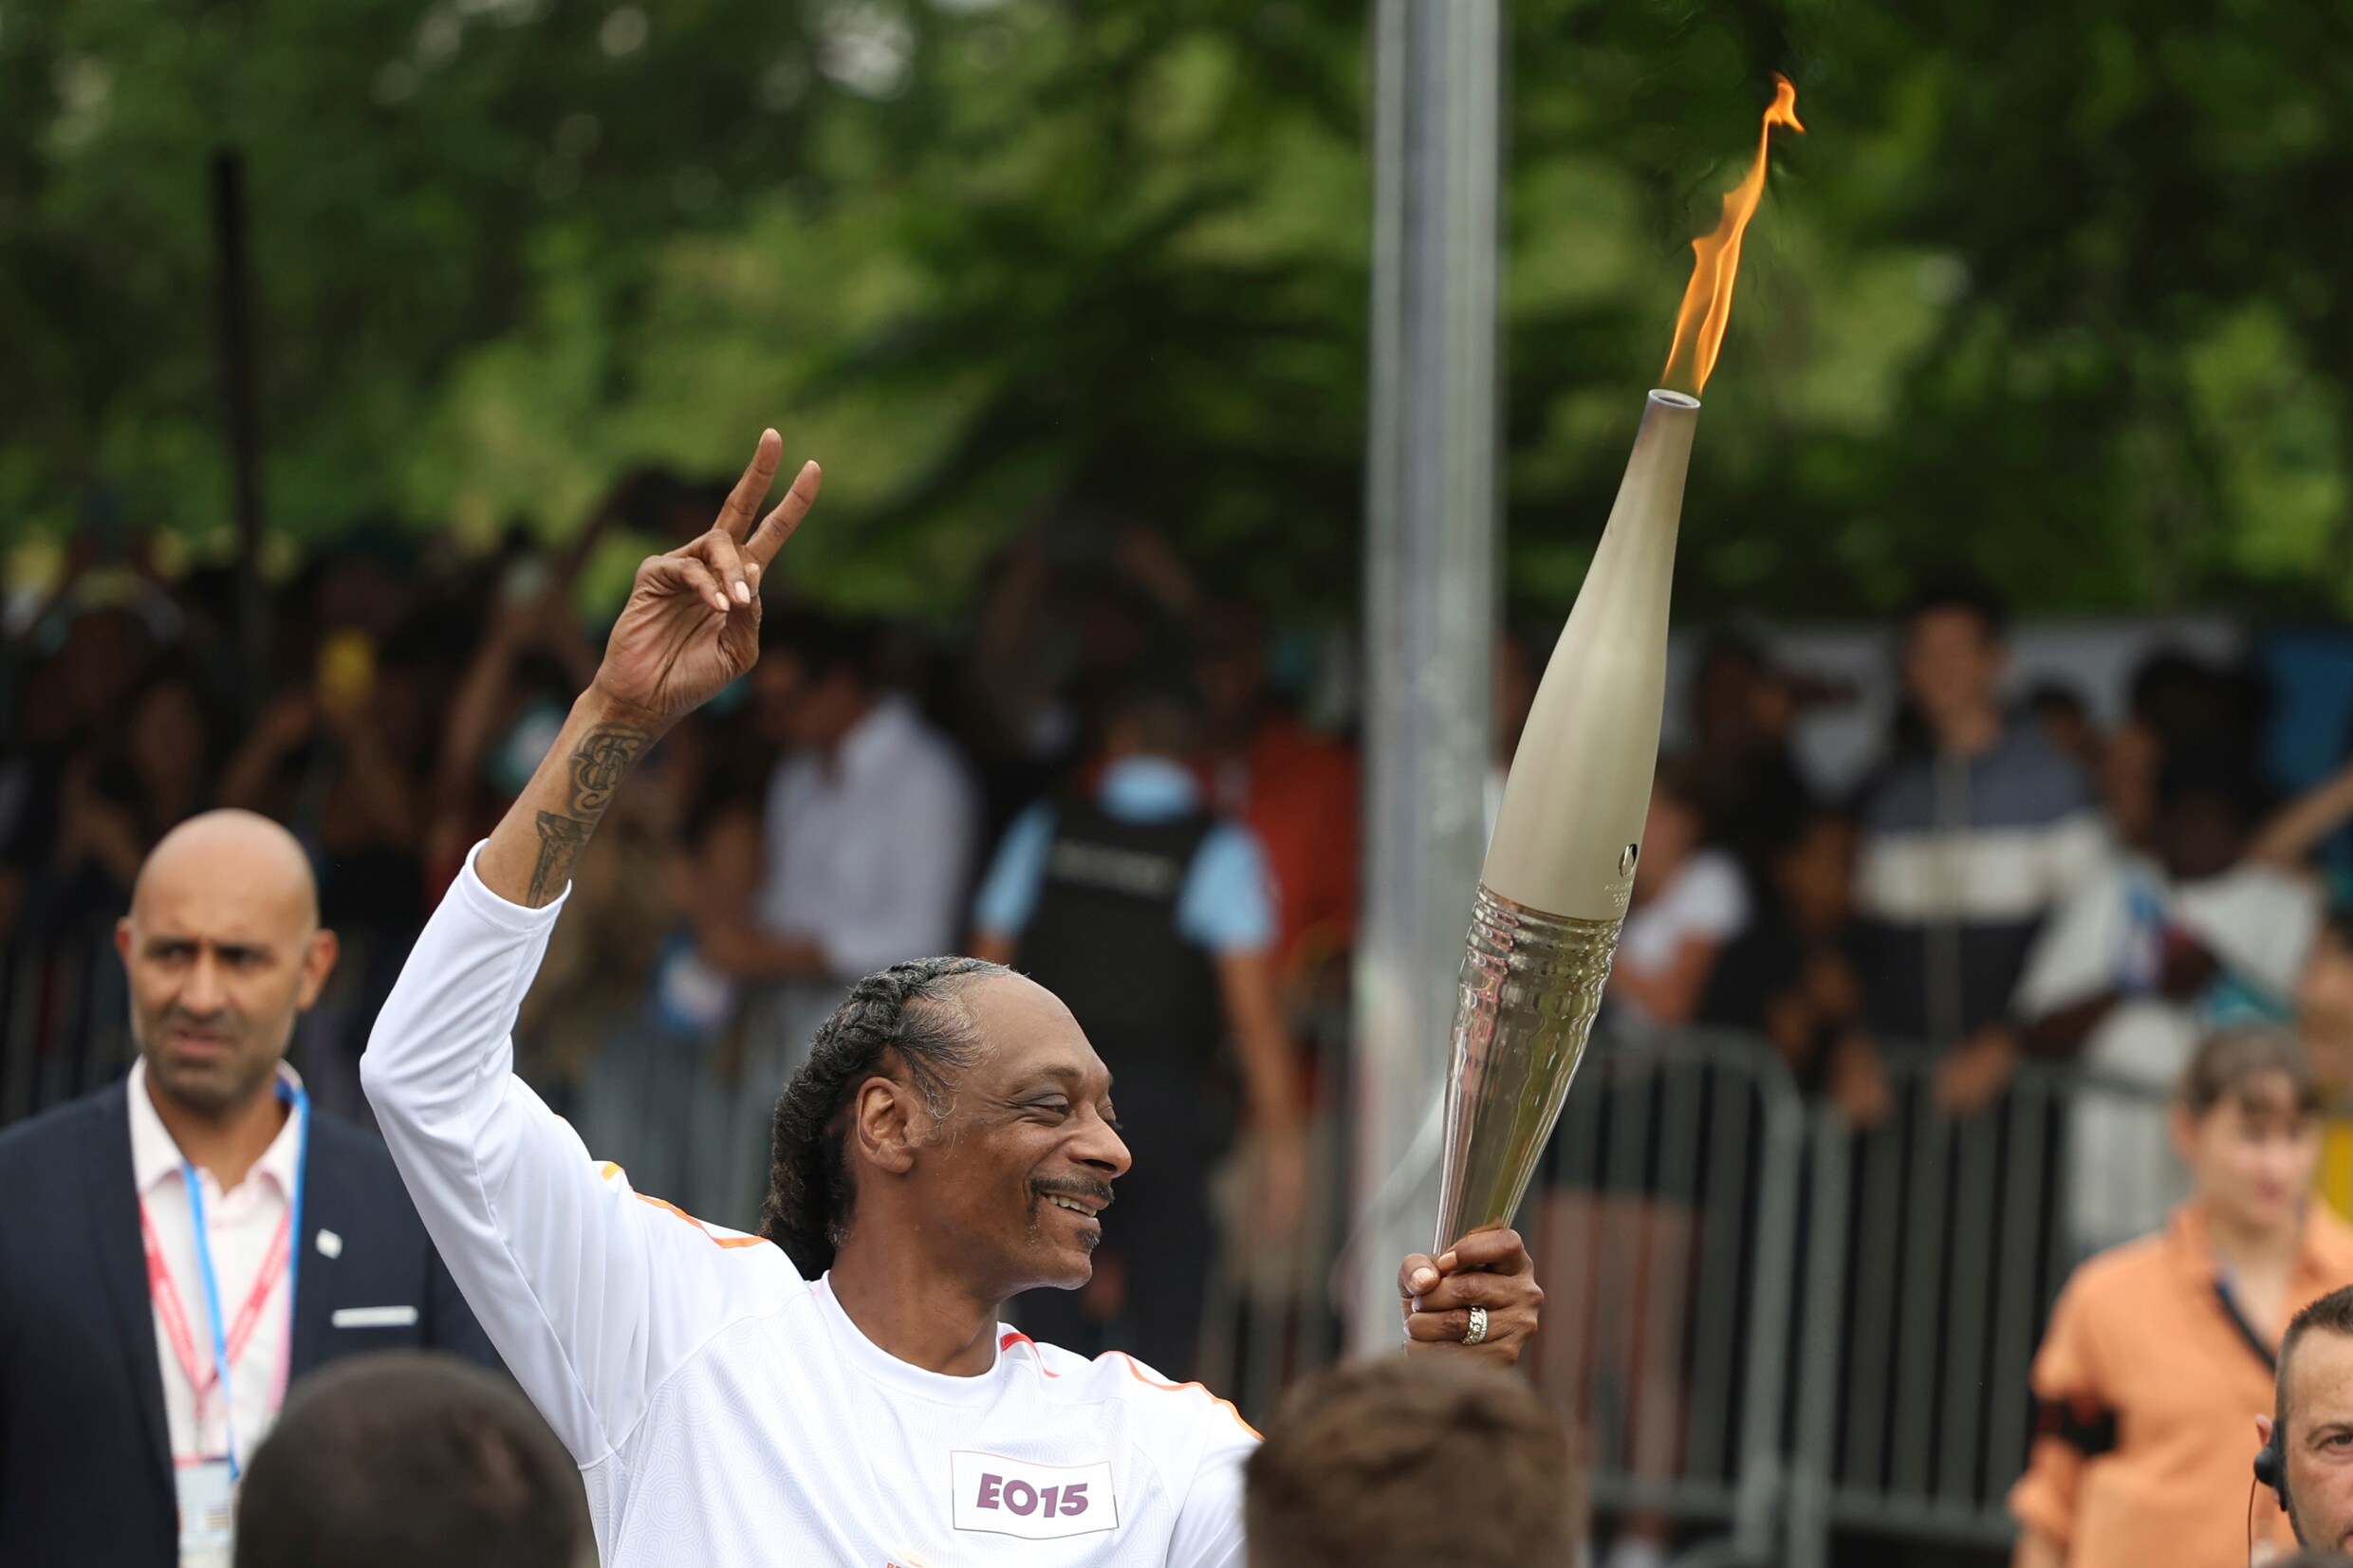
[361,432,1539,1568]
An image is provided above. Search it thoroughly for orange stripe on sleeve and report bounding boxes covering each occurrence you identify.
[1110,1352,1261,1439]
[630,1190,770,1249]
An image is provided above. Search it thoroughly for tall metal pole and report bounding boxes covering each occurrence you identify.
[1350,0,1502,1353]
[212,149,269,715]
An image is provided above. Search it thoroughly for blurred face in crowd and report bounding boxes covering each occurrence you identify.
[2301,927,2353,1083]
[1692,649,1761,747]
[1774,816,1857,934]
[116,813,338,1117]
[2274,1328,2353,1553]
[1900,606,2006,739]
[1194,612,1269,739]
[755,651,870,753]
[127,679,211,801]
[2171,1072,2318,1237]
[2101,719,2162,849]
[866,975,1130,1297]
[64,607,157,729]
[1634,784,1704,904]
[2155,788,2248,883]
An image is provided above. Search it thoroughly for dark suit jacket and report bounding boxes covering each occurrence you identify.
[0,1081,499,1567]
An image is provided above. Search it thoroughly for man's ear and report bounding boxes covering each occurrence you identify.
[296,929,341,1010]
[2169,1104,2199,1166]
[2258,1411,2276,1448]
[851,1077,919,1176]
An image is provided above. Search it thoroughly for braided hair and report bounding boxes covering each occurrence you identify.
[762,956,1009,1278]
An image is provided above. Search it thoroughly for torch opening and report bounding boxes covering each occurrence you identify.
[1648,391,1701,410]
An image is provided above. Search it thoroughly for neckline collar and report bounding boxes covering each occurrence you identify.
[127,1058,306,1201]
[810,1274,1010,1406]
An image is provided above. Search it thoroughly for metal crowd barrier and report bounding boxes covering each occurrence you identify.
[1527,1030,1807,1568]
[1536,1041,2174,1568]
[0,914,137,1126]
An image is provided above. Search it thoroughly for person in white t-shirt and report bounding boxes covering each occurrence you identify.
[2018,754,2322,1255]
[1606,763,1751,1033]
[362,433,1543,1568]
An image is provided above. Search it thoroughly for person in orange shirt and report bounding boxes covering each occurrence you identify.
[2011,1026,2353,1568]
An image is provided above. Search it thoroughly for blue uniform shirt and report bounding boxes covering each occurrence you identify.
[972,756,1276,955]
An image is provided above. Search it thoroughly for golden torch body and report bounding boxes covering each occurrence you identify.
[1432,389,1699,1249]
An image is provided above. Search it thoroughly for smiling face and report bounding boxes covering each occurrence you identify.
[115,812,338,1117]
[889,974,1132,1301]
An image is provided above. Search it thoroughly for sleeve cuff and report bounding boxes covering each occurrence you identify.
[455,840,573,934]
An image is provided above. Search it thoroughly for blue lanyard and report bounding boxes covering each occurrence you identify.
[181,1079,309,1481]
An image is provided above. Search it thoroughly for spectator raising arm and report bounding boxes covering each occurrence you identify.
[2250,757,2353,872]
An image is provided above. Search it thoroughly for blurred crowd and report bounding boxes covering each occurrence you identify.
[0,490,1363,1376]
[1604,581,2353,1255]
[13,497,2353,1374]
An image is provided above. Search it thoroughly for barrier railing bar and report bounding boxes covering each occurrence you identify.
[1936,1103,2000,1503]
[1682,1065,1748,1483]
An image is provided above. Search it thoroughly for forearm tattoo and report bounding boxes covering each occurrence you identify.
[525,722,653,906]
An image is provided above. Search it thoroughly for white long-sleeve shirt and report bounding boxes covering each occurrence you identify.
[362,847,1254,1568]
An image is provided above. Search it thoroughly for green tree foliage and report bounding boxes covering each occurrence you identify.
[3,0,2349,616]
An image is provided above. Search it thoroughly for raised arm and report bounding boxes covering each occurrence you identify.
[362,434,822,1480]
[478,435,819,904]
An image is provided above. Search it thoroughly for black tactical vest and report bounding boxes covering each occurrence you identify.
[1013,800,1221,1076]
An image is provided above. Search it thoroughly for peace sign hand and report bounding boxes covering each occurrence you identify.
[589,430,822,726]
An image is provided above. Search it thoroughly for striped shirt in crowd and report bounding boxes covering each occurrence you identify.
[1855,721,2107,1045]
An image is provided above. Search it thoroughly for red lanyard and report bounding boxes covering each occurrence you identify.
[139,1196,292,1435]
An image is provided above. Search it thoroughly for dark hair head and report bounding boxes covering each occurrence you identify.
[2177,1026,2318,1121]
[2023,680,2090,725]
[1650,754,1711,822]
[2280,1286,2353,1442]
[1245,1357,1580,1568]
[763,956,1010,1278]
[233,1352,590,1568]
[1901,574,2010,642]
[2323,907,2353,954]
[758,609,877,688]
[1106,674,1201,759]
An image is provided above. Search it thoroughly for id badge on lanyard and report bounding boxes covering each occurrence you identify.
[144,1082,309,1568]
[174,1460,235,1568]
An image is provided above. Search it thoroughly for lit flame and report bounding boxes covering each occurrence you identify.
[1661,75,1804,397]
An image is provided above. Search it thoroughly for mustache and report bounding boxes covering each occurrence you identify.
[1031,1177,1115,1211]
[159,1006,239,1032]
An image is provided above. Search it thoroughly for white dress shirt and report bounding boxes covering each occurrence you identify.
[757,693,977,977]
[364,850,1255,1568]
[128,1059,305,1472]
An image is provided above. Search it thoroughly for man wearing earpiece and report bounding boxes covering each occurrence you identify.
[2258,1285,2353,1559]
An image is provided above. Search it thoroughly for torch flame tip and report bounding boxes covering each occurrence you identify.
[1659,78,1806,396]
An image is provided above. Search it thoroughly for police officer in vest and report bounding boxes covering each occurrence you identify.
[973,680,1306,1380]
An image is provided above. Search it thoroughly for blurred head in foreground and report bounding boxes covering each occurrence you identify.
[234,1352,591,1568]
[1245,1356,1579,1568]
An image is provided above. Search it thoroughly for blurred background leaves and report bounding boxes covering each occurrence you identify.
[4,0,2351,617]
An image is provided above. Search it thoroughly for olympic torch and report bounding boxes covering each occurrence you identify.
[1432,79,1803,1251]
